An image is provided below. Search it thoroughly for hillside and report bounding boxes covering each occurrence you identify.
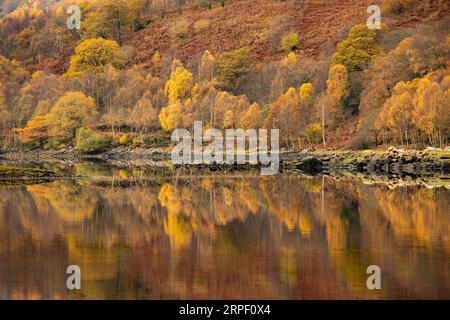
[131,0,449,71]
[132,0,379,69]
[7,0,450,74]
[0,0,449,152]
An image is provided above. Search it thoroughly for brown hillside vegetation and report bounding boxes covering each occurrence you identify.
[130,0,449,72]
[14,0,450,75]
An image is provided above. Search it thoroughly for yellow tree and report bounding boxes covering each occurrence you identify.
[376,80,417,146]
[82,0,131,45]
[319,64,350,148]
[0,83,11,133]
[17,116,49,146]
[188,80,218,124]
[264,87,301,147]
[213,91,250,129]
[159,100,184,131]
[164,66,194,103]
[239,103,261,129]
[327,64,349,102]
[333,25,382,71]
[46,92,97,145]
[17,70,63,126]
[128,91,159,136]
[0,55,29,129]
[199,50,215,82]
[298,83,315,128]
[413,74,450,147]
[66,38,128,77]
[271,52,296,96]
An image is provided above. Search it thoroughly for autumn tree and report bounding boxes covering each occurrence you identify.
[215,48,254,90]
[394,33,449,77]
[213,91,250,129]
[185,80,218,124]
[82,0,130,45]
[66,38,128,77]
[146,75,167,109]
[280,32,299,53]
[325,64,349,125]
[298,82,315,129]
[352,37,415,148]
[127,0,151,30]
[102,65,148,138]
[376,79,417,146]
[0,83,12,135]
[239,103,261,129]
[29,20,74,61]
[314,64,350,149]
[199,50,215,82]
[13,26,36,60]
[270,52,315,101]
[17,70,63,126]
[0,55,29,130]
[264,87,301,147]
[333,25,382,71]
[159,100,184,131]
[164,65,194,103]
[17,116,49,146]
[412,71,450,147]
[128,91,160,136]
[46,91,97,145]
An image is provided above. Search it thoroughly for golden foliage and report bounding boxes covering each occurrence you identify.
[66,38,128,77]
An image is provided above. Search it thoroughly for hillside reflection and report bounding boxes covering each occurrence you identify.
[0,169,449,299]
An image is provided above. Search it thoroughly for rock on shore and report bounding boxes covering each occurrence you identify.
[282,147,450,175]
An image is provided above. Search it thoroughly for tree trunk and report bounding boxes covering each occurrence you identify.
[321,103,327,150]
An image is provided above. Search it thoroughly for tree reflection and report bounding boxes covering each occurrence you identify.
[0,173,449,299]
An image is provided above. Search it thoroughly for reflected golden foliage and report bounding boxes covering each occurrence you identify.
[0,174,449,299]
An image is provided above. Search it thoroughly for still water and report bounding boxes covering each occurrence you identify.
[0,164,449,299]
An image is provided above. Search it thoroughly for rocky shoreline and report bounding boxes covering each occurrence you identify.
[1,146,449,176]
[283,147,450,176]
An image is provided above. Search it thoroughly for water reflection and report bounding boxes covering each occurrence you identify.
[0,166,449,299]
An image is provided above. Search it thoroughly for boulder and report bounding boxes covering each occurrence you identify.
[296,156,323,173]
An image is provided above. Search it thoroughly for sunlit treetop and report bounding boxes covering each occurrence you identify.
[66,38,128,78]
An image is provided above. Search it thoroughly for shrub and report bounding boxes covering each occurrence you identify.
[76,128,111,152]
[132,137,143,147]
[348,135,373,150]
[170,19,190,40]
[142,131,172,147]
[382,0,409,15]
[194,19,210,34]
[119,134,129,145]
[280,32,300,52]
[304,123,323,144]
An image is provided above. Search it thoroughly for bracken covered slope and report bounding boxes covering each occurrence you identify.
[129,0,449,70]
